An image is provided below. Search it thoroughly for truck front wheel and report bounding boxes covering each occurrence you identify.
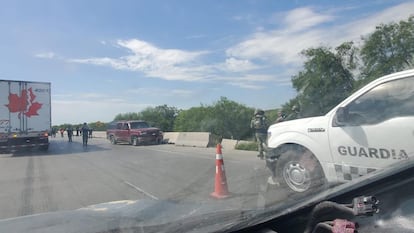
[276,147,326,194]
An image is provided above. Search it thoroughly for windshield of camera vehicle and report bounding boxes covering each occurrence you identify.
[0,1,413,232]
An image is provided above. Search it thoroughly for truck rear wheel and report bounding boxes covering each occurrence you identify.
[276,147,326,194]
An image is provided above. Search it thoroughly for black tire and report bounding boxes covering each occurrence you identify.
[110,135,117,145]
[276,147,326,194]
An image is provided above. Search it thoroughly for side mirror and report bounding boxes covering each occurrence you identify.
[334,107,348,127]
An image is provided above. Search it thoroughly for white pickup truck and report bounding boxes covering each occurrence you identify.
[266,69,414,193]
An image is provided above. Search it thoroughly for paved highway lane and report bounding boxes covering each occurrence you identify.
[0,136,286,220]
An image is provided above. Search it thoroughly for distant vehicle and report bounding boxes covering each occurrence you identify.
[106,120,163,146]
[266,69,414,193]
[0,80,51,152]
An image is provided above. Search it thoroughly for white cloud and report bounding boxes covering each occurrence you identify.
[126,88,195,97]
[35,52,56,59]
[227,2,414,65]
[69,57,127,70]
[68,38,286,89]
[224,57,259,72]
[208,74,274,90]
[118,39,204,67]
[228,82,264,90]
[338,2,414,42]
[216,74,274,82]
[283,7,334,32]
[69,39,210,81]
[65,2,414,91]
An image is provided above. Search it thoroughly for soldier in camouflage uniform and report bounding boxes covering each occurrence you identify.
[250,109,268,159]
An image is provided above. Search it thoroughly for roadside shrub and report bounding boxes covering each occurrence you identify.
[235,142,258,151]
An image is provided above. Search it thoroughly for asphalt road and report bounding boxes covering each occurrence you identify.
[0,135,287,220]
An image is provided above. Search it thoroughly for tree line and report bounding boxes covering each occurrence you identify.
[281,16,414,118]
[114,98,257,140]
[54,17,414,140]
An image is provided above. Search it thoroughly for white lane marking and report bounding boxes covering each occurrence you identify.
[123,181,159,200]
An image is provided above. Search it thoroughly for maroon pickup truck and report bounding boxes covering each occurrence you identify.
[106,120,163,146]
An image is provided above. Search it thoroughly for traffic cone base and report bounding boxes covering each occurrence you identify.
[210,144,231,199]
[210,191,229,199]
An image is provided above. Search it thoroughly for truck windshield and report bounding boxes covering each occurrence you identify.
[130,122,150,129]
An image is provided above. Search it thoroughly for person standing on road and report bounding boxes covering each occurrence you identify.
[89,128,93,138]
[76,127,79,136]
[60,128,64,138]
[250,109,268,159]
[81,122,89,147]
[67,126,73,142]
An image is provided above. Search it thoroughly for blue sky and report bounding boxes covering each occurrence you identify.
[0,0,413,125]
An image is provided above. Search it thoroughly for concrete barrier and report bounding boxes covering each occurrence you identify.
[175,132,212,148]
[163,132,180,144]
[221,139,238,150]
[236,140,252,145]
[91,131,107,138]
[221,139,253,150]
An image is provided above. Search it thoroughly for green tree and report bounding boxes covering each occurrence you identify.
[291,43,356,117]
[113,105,178,131]
[280,96,301,119]
[209,97,254,139]
[173,97,254,140]
[140,105,179,131]
[88,121,107,131]
[264,109,280,124]
[359,16,414,88]
[174,106,211,132]
[114,112,140,121]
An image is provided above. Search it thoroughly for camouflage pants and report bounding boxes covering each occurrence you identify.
[255,133,267,156]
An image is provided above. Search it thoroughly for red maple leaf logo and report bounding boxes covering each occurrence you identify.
[5,88,42,118]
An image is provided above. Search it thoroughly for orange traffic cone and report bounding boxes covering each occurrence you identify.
[211,143,230,199]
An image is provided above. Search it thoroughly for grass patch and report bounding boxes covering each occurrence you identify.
[235,142,258,151]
